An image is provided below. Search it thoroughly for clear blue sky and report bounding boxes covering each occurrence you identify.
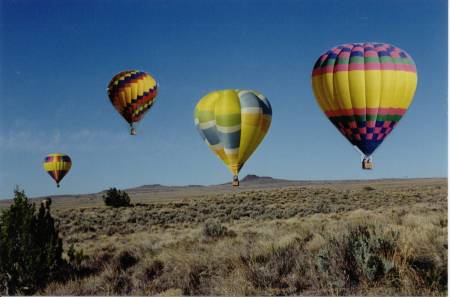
[0,0,447,198]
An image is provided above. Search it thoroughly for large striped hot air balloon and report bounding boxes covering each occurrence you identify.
[311,42,417,169]
[194,89,272,186]
[107,70,158,135]
[43,153,72,187]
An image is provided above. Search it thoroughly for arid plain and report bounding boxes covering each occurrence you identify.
[1,176,447,295]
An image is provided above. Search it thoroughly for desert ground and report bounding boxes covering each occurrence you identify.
[2,176,447,295]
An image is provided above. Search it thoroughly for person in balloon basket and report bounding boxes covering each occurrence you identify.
[362,157,373,170]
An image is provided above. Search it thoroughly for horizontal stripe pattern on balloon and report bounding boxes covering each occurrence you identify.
[311,42,417,157]
[43,153,72,186]
[312,43,416,75]
[107,70,158,124]
[194,89,272,176]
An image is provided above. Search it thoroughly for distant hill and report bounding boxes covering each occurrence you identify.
[127,174,297,192]
[0,175,446,209]
[241,174,275,183]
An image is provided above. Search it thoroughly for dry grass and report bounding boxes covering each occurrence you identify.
[40,179,447,295]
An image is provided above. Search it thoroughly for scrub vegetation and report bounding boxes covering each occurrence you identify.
[0,190,69,295]
[103,188,131,208]
[1,178,447,295]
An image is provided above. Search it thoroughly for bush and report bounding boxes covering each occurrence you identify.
[240,242,297,290]
[102,267,133,295]
[67,244,87,271]
[114,250,138,271]
[103,188,131,208]
[0,188,68,295]
[143,259,164,282]
[202,219,235,238]
[316,223,398,288]
[363,186,376,191]
[238,235,314,294]
[350,226,398,282]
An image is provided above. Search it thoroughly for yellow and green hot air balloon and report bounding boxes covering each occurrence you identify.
[43,153,72,187]
[107,70,158,135]
[311,42,417,169]
[194,89,272,186]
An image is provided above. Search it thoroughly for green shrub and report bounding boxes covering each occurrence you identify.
[114,250,138,271]
[316,223,398,288]
[103,188,131,208]
[143,259,164,282]
[67,244,87,271]
[363,186,376,191]
[202,219,235,238]
[350,225,398,281]
[0,188,68,295]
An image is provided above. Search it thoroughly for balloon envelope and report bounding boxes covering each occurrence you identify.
[43,153,72,187]
[107,70,158,131]
[311,42,417,157]
[194,89,272,176]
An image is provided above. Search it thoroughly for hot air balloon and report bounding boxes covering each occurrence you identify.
[194,89,272,186]
[311,42,417,169]
[43,153,72,187]
[107,70,158,135]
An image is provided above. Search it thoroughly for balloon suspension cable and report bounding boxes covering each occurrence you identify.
[353,145,374,169]
[362,154,373,162]
[352,145,365,159]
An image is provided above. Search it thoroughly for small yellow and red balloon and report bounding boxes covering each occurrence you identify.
[43,153,72,187]
[107,70,158,135]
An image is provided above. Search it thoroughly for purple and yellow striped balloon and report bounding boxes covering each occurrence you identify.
[311,42,417,158]
[107,70,158,135]
[43,153,72,187]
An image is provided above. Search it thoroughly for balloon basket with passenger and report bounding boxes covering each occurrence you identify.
[353,146,374,170]
[361,156,373,170]
[130,124,137,136]
[232,175,240,187]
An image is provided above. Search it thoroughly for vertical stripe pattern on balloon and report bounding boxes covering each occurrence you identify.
[43,153,72,185]
[194,89,272,175]
[311,42,417,156]
[107,70,158,124]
